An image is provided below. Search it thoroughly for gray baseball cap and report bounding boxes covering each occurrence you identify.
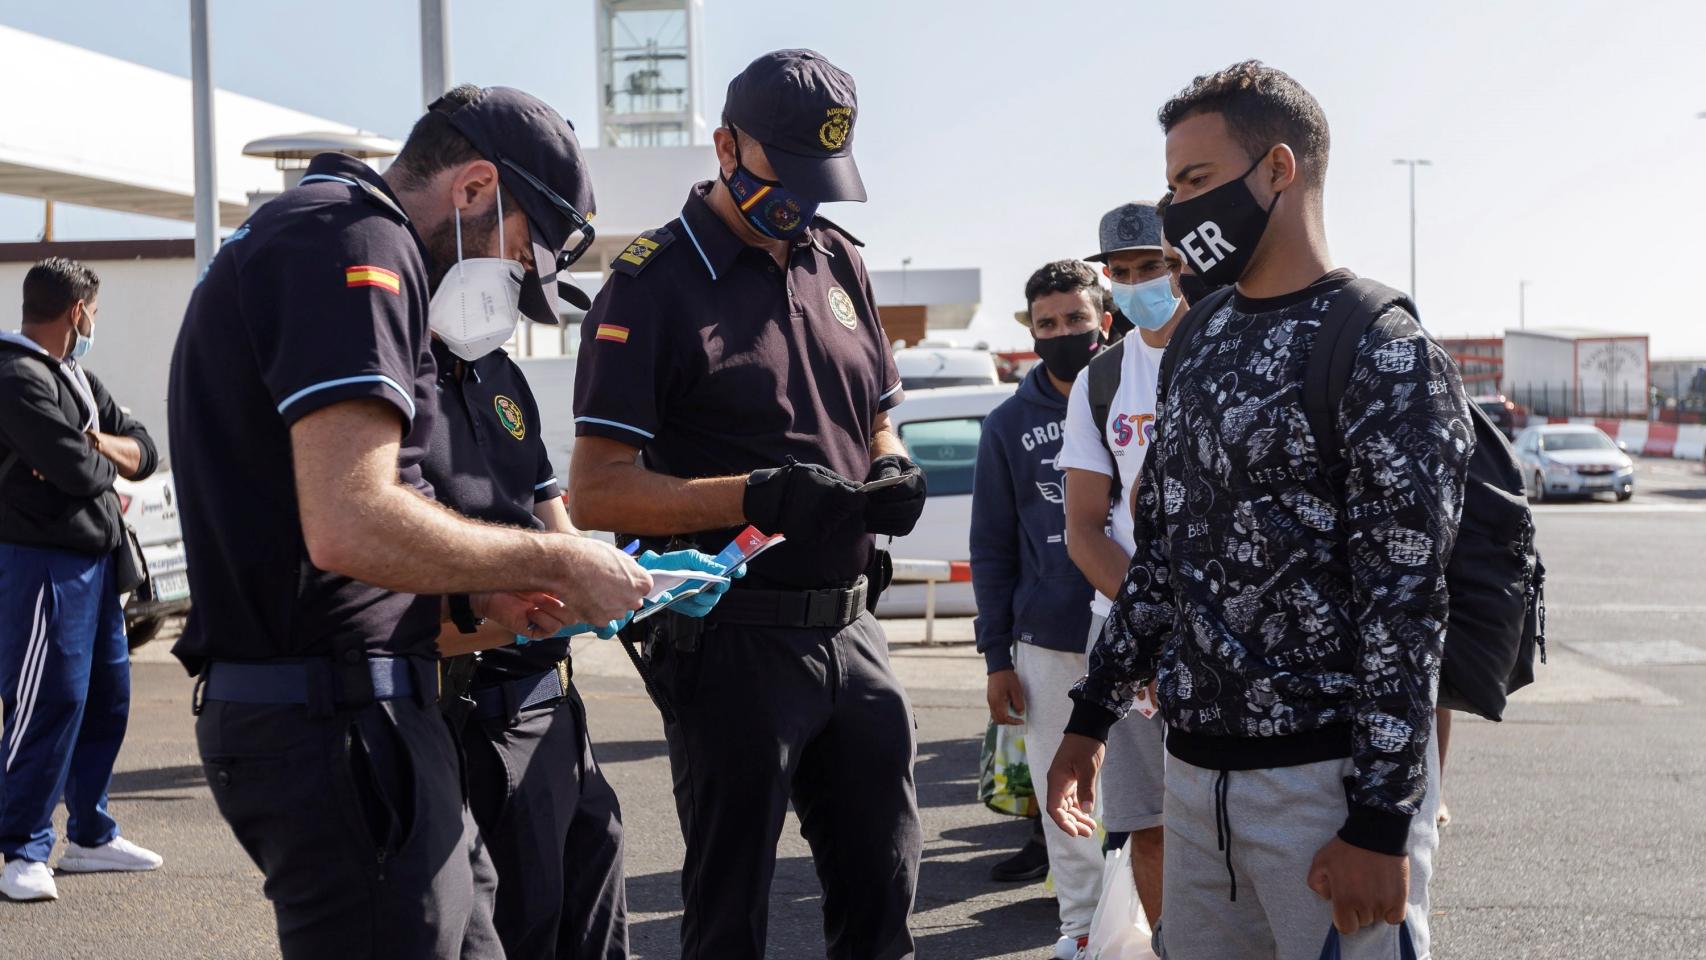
[1085,201,1163,263]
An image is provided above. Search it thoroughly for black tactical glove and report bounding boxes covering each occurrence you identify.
[862,454,927,537]
[743,460,866,541]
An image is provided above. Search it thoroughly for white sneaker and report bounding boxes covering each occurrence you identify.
[0,859,59,901]
[55,837,163,874]
[1051,935,1088,960]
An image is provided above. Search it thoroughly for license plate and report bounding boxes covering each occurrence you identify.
[1582,479,1611,490]
[151,571,189,602]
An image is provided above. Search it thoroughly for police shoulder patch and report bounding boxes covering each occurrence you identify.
[811,216,864,248]
[610,226,675,276]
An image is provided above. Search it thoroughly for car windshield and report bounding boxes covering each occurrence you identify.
[897,417,983,496]
[1542,431,1616,452]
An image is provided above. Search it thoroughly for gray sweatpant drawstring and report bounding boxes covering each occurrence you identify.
[1214,768,1237,902]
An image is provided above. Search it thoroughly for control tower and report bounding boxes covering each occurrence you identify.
[595,0,706,148]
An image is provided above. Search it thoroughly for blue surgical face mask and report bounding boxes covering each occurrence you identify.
[721,136,819,241]
[69,305,94,361]
[1109,273,1181,331]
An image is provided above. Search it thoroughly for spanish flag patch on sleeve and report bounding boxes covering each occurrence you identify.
[346,265,401,294]
[595,324,630,344]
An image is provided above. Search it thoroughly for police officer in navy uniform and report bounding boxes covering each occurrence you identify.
[407,83,636,960]
[167,86,651,960]
[570,50,928,960]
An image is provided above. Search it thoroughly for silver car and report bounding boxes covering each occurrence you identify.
[1512,424,1634,502]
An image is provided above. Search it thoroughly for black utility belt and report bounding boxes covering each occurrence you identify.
[706,576,868,630]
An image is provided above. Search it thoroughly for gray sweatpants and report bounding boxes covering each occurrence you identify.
[1157,741,1440,960]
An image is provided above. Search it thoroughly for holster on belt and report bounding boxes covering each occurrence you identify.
[439,654,479,706]
[867,548,894,615]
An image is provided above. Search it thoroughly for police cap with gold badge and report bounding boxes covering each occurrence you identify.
[722,49,866,204]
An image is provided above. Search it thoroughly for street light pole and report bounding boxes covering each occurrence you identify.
[190,0,218,274]
[1519,279,1530,330]
[1393,158,1431,305]
[420,0,452,109]
[900,256,913,305]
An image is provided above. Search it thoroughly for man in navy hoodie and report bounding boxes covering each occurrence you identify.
[972,260,1110,960]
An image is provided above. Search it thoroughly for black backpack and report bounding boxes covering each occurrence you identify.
[1159,279,1547,722]
[1086,338,1127,501]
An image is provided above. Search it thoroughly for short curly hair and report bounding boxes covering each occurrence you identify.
[1024,260,1102,321]
[1158,60,1329,189]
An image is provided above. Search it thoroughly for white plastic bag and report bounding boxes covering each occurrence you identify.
[1085,837,1158,960]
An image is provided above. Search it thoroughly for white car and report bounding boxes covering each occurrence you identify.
[879,383,1016,616]
[1512,424,1635,502]
[113,469,191,649]
[892,345,999,391]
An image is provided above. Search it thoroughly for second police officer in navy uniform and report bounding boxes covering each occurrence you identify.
[411,84,734,960]
[168,86,652,959]
[570,50,928,960]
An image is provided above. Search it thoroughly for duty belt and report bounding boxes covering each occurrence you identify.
[196,656,434,713]
[706,576,868,630]
[470,658,573,724]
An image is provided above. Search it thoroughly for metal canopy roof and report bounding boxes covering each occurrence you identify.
[0,25,375,229]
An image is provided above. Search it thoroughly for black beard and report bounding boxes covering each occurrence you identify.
[424,204,501,292]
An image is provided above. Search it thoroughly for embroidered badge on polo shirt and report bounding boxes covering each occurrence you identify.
[493,395,526,440]
[827,287,857,329]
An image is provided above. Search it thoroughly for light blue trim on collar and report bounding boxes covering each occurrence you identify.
[678,216,718,281]
[297,173,359,187]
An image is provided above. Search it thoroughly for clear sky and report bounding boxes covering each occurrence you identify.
[5,0,1705,356]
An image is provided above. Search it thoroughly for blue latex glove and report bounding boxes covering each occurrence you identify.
[514,611,632,646]
[635,549,746,620]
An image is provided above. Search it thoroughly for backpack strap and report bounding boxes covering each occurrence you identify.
[1087,338,1126,463]
[1156,285,1239,409]
[1302,278,1418,486]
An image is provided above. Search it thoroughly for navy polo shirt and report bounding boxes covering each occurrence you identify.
[419,338,567,683]
[572,182,903,588]
[168,153,441,670]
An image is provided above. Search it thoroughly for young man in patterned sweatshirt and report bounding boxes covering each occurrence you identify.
[1046,61,1471,960]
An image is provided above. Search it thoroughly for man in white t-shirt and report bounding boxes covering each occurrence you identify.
[1054,199,1188,926]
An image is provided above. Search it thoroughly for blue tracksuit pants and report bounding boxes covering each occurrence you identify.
[0,543,130,863]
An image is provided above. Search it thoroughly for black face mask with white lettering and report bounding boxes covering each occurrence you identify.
[1033,328,1102,382]
[1163,152,1280,288]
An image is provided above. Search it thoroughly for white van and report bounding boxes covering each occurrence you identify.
[878,383,1015,616]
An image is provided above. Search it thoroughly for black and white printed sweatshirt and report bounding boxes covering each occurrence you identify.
[1066,271,1472,855]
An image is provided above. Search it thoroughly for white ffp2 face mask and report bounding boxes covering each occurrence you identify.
[428,182,524,362]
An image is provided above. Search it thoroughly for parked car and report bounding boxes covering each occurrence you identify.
[879,383,1016,616]
[1512,424,1635,502]
[892,344,999,391]
[113,469,191,650]
[1472,393,1520,440]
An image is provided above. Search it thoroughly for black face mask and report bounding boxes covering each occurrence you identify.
[1177,272,1220,307]
[1162,152,1280,288]
[1033,329,1101,382]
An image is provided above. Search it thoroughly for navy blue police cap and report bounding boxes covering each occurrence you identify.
[723,50,866,204]
[436,85,597,321]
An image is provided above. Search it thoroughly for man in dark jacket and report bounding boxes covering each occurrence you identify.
[0,258,163,902]
[971,260,1107,960]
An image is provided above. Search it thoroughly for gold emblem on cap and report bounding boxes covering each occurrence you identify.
[827,287,858,329]
[819,107,852,151]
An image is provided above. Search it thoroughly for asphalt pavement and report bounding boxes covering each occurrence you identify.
[5,457,1705,959]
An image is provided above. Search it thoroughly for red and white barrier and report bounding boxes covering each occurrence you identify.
[1523,416,1706,461]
